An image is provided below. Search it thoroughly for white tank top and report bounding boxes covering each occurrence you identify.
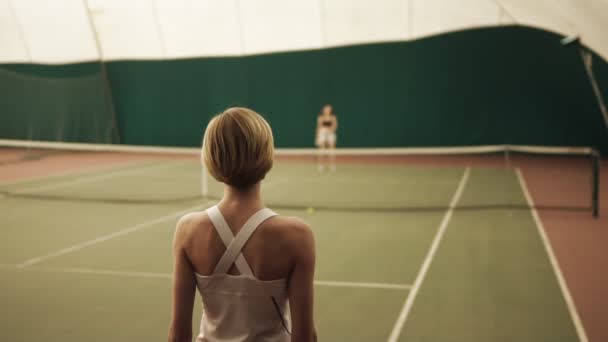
[195,205,291,342]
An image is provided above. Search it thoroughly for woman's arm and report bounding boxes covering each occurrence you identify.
[168,216,197,342]
[288,221,317,342]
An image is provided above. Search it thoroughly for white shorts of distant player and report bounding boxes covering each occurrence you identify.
[316,127,336,147]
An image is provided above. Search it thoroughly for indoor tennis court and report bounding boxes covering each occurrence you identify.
[0,146,605,341]
[2,1,608,341]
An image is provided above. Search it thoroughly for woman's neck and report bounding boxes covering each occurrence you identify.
[219,183,264,211]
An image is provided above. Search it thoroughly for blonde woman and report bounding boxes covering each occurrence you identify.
[169,108,317,342]
[315,104,338,171]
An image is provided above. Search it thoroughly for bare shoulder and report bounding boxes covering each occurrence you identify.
[264,215,314,245]
[174,210,212,242]
[265,216,315,268]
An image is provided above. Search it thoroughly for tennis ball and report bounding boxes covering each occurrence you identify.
[307,207,315,215]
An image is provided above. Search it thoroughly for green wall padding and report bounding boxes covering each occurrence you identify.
[2,26,607,153]
[593,51,608,124]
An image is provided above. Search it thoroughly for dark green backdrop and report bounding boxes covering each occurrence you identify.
[1,26,607,153]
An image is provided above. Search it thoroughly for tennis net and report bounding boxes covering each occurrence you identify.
[0,139,601,217]
[0,67,119,144]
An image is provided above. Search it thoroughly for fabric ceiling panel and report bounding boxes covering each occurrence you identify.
[9,0,97,63]
[0,0,29,62]
[498,0,577,37]
[154,0,241,58]
[238,0,323,55]
[87,0,164,60]
[322,0,409,46]
[1,0,606,63]
[411,0,505,39]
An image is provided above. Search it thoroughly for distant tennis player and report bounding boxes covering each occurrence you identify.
[169,107,317,342]
[315,104,338,171]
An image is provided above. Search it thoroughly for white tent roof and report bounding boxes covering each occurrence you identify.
[1,0,607,64]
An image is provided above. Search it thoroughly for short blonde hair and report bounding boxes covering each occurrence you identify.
[202,107,274,189]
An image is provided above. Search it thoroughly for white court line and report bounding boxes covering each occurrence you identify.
[0,265,411,291]
[13,160,185,194]
[34,267,172,279]
[516,168,588,342]
[16,205,202,268]
[387,167,470,342]
[314,280,411,290]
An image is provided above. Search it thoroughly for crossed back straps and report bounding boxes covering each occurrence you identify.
[206,205,278,276]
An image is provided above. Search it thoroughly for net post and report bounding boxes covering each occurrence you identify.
[591,149,600,218]
[504,144,511,166]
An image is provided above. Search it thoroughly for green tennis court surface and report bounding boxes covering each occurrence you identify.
[0,158,580,341]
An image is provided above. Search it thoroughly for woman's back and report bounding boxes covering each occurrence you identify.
[169,107,316,342]
[184,203,301,281]
[177,202,312,342]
